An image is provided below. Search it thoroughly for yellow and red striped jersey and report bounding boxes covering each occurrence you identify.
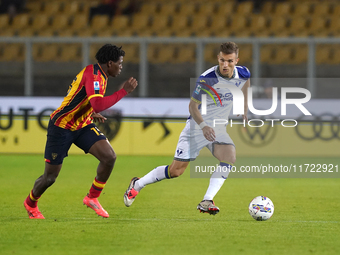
[50,63,107,131]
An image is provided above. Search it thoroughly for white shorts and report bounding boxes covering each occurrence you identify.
[174,119,235,161]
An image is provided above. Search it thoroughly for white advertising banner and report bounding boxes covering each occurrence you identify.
[1,97,339,119]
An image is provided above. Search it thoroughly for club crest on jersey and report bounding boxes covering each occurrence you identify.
[94,81,100,94]
[177,148,183,156]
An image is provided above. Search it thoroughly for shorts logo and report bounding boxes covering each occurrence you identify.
[52,153,58,160]
[177,148,183,156]
[94,81,100,94]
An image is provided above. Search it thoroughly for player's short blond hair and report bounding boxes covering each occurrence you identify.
[220,42,239,57]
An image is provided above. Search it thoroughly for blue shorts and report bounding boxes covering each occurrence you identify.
[44,120,107,165]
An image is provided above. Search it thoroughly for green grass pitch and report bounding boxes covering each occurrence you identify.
[1,154,339,255]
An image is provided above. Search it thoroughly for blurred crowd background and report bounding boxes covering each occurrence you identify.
[0,0,339,98]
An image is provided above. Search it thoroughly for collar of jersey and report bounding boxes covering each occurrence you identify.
[97,63,108,81]
[217,66,235,80]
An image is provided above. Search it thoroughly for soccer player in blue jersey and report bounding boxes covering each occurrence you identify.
[124,42,250,215]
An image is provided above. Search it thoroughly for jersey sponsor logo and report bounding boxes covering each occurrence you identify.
[199,82,222,106]
[217,92,233,101]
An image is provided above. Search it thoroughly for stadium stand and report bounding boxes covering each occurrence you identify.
[2,0,340,97]
[291,2,311,18]
[260,44,274,64]
[329,45,340,65]
[308,17,328,37]
[190,15,209,36]
[121,43,139,63]
[49,14,70,35]
[177,3,197,16]
[149,14,170,35]
[196,2,216,16]
[261,1,274,15]
[215,2,234,16]
[248,14,268,36]
[41,1,61,16]
[58,43,82,62]
[291,45,308,65]
[1,0,338,64]
[235,1,253,15]
[158,2,177,16]
[311,2,330,18]
[110,15,130,35]
[267,16,288,36]
[148,44,176,64]
[175,43,196,63]
[29,14,49,34]
[62,1,81,15]
[0,43,24,61]
[287,17,309,37]
[315,45,331,65]
[229,16,249,37]
[272,2,292,17]
[0,14,10,30]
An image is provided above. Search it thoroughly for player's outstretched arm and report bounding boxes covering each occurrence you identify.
[121,77,138,94]
[90,77,138,113]
[189,99,215,142]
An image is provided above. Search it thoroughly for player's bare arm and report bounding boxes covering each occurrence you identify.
[189,99,216,142]
[89,78,138,114]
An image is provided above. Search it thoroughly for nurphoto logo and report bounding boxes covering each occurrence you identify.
[200,82,312,127]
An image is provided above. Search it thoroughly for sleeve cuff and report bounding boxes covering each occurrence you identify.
[191,97,201,104]
[88,94,103,100]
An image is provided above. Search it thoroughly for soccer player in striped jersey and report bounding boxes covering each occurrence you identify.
[124,42,250,215]
[24,44,138,219]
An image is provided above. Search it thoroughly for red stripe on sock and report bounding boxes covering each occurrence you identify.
[94,178,106,184]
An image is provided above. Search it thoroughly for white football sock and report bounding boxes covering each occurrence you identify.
[203,162,231,201]
[134,165,170,192]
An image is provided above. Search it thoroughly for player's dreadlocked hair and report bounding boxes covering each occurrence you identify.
[220,42,239,57]
[95,44,125,64]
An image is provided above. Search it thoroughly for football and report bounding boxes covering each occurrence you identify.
[248,196,274,221]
